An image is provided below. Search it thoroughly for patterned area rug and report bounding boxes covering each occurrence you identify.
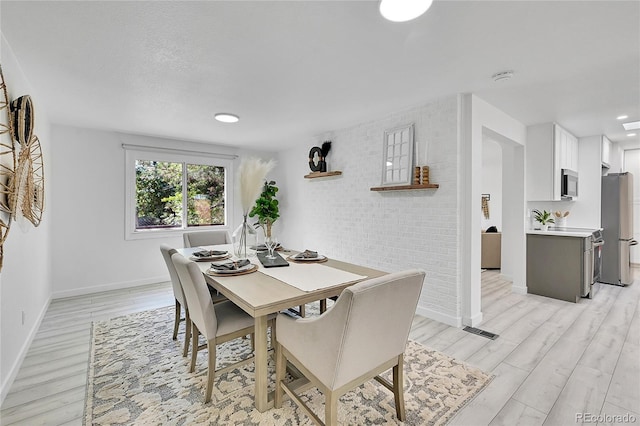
[84,306,492,425]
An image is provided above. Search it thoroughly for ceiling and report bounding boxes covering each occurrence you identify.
[1,1,639,150]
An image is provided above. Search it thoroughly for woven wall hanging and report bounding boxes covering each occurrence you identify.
[12,135,44,227]
[0,66,17,270]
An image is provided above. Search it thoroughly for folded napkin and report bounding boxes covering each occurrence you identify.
[193,250,227,258]
[211,259,250,271]
[297,249,318,259]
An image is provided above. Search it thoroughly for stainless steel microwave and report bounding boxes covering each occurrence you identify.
[561,169,578,198]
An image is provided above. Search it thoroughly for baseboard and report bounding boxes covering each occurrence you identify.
[462,311,484,327]
[0,295,51,406]
[415,305,462,327]
[511,284,528,295]
[52,275,169,299]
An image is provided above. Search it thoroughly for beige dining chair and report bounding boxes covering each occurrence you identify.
[160,244,227,357]
[275,269,425,425]
[171,252,276,403]
[160,244,192,357]
[183,230,231,248]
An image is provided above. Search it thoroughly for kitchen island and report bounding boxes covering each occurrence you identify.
[526,228,596,302]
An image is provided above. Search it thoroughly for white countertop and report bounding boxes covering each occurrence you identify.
[527,228,599,238]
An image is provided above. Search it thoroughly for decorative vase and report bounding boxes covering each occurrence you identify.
[542,224,549,231]
[232,215,256,259]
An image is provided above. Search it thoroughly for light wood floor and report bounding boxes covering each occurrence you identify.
[1,268,638,425]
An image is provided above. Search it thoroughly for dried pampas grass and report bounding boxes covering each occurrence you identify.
[238,158,275,214]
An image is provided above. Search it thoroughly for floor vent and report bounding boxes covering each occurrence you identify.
[463,326,499,340]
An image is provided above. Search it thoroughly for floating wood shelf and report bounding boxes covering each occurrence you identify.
[304,171,342,179]
[370,183,439,191]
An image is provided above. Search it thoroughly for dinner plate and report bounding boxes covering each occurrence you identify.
[290,254,327,262]
[190,253,230,262]
[207,263,257,276]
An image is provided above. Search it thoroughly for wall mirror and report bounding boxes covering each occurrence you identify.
[381,123,414,186]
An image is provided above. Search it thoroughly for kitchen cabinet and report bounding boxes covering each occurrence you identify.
[602,135,612,168]
[527,233,589,303]
[526,123,579,201]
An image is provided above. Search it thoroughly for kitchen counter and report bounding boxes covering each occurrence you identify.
[527,227,601,238]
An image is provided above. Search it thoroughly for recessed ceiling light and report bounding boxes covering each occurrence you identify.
[214,113,239,123]
[628,133,637,137]
[623,121,640,131]
[379,0,433,22]
[617,115,629,120]
[491,70,514,82]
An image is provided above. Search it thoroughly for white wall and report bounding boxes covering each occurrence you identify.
[278,96,463,326]
[49,125,278,297]
[623,149,640,264]
[464,95,527,318]
[0,35,53,403]
[481,138,502,231]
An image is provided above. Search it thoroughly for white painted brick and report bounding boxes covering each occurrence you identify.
[279,95,462,322]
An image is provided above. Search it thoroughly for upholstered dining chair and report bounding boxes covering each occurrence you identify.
[171,252,276,403]
[160,244,227,358]
[159,244,193,357]
[183,230,232,248]
[274,269,425,425]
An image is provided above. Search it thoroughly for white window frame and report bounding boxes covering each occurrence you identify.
[124,145,235,240]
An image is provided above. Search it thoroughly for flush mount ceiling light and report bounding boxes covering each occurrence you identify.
[617,115,629,120]
[379,0,433,22]
[622,120,640,131]
[491,70,514,82]
[214,113,239,123]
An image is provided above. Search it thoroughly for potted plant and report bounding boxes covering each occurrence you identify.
[249,180,279,240]
[532,209,555,231]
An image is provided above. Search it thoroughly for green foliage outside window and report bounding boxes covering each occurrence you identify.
[135,160,225,230]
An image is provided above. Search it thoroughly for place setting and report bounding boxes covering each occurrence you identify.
[206,258,258,276]
[287,249,328,263]
[189,248,231,262]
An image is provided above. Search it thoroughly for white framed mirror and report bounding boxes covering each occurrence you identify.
[381,124,414,186]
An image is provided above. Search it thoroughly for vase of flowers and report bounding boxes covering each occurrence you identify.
[234,158,274,258]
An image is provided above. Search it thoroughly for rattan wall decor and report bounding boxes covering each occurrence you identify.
[12,135,44,227]
[0,64,47,270]
[0,66,17,270]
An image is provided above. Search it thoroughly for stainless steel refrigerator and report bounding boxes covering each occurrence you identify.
[601,172,637,285]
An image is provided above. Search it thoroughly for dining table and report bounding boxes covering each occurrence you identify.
[176,244,387,412]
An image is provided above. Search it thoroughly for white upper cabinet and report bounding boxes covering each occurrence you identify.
[526,123,579,201]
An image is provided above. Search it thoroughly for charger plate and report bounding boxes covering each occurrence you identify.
[287,254,328,263]
[206,263,258,277]
[190,254,231,262]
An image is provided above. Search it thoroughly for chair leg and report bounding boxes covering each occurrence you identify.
[205,339,216,403]
[172,300,181,340]
[274,342,286,408]
[190,324,199,373]
[182,312,191,357]
[393,354,406,421]
[319,299,327,314]
[325,390,338,426]
[299,304,305,318]
[270,320,276,350]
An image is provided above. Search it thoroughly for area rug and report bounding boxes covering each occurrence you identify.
[84,306,492,425]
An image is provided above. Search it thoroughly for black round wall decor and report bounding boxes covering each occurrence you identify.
[308,146,322,172]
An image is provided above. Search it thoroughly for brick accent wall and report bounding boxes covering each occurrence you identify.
[278,95,462,324]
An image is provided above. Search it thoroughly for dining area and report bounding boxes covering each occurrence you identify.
[159,228,423,424]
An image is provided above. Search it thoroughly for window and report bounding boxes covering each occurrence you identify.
[124,146,235,240]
